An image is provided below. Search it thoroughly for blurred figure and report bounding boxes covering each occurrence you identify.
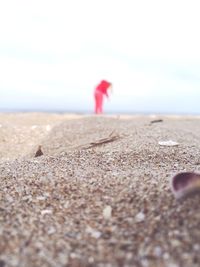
[94,80,112,114]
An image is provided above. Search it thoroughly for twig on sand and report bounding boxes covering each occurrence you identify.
[76,131,120,150]
[150,119,163,124]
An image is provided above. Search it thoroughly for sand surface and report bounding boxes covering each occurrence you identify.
[0,113,200,267]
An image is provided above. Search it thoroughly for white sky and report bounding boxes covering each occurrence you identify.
[0,0,200,113]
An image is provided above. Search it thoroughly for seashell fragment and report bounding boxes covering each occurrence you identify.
[171,172,200,199]
[86,226,101,239]
[46,125,51,131]
[41,209,53,215]
[159,140,179,146]
[103,205,112,220]
[135,212,145,222]
[31,125,38,129]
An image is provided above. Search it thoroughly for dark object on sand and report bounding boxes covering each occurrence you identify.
[77,131,120,150]
[0,260,5,267]
[35,145,43,157]
[171,172,200,199]
[150,119,163,124]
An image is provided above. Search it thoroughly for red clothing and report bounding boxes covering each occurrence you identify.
[95,80,111,97]
[94,90,104,114]
[94,80,111,114]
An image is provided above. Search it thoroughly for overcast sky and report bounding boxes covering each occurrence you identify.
[0,0,200,114]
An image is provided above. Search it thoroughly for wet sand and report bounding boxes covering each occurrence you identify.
[0,113,200,267]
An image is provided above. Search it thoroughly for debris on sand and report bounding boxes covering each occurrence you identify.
[103,205,112,220]
[171,172,200,199]
[158,140,179,147]
[150,119,163,124]
[77,131,120,150]
[135,212,145,222]
[34,145,43,157]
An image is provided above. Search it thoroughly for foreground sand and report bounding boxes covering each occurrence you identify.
[0,113,200,267]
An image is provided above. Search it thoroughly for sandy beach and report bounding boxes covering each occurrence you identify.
[0,113,200,267]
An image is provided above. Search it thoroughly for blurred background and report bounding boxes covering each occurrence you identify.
[0,0,200,114]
